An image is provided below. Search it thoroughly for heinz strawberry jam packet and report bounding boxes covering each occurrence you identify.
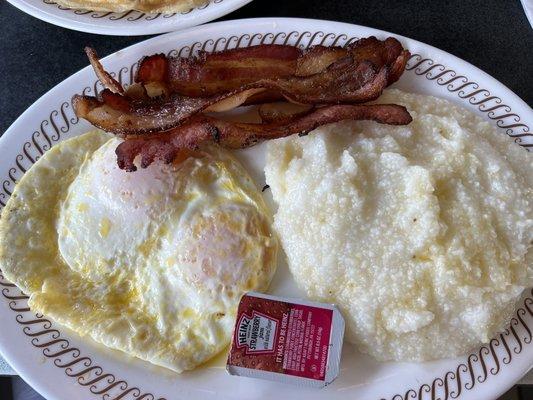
[226,292,345,387]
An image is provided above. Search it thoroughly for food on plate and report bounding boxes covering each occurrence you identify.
[0,130,278,372]
[50,0,207,13]
[74,38,409,135]
[133,36,408,99]
[265,89,533,361]
[73,37,412,170]
[115,104,412,171]
[0,36,415,374]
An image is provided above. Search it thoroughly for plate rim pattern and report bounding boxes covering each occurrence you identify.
[0,28,532,400]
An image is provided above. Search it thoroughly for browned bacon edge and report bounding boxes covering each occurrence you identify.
[85,47,124,95]
[115,104,412,171]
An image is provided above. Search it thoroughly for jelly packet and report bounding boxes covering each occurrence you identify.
[226,292,345,387]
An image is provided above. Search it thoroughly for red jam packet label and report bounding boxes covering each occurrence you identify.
[226,292,345,387]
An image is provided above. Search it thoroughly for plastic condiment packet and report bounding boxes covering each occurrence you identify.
[226,291,345,387]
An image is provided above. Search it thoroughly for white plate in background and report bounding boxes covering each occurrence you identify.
[5,0,252,35]
[521,0,533,28]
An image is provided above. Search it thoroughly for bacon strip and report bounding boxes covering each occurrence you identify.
[75,38,413,172]
[147,45,303,97]
[74,58,384,135]
[115,104,412,171]
[85,47,124,95]
[137,38,406,96]
[73,37,409,135]
[73,38,409,135]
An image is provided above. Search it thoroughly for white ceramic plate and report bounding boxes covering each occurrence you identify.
[521,0,533,28]
[5,0,252,35]
[0,17,532,400]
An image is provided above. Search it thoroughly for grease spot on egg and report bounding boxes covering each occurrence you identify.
[99,217,112,238]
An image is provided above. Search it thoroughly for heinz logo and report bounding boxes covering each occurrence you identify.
[237,315,253,347]
[236,311,278,354]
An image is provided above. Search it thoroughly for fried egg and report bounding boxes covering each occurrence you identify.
[0,130,277,372]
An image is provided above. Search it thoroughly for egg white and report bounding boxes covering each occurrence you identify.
[0,130,277,372]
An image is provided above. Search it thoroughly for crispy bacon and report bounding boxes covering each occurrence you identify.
[73,38,410,135]
[137,38,406,96]
[85,47,124,95]
[115,104,412,171]
[136,53,168,84]
[139,45,302,97]
[75,38,413,171]
[74,59,385,135]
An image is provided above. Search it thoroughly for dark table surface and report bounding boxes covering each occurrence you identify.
[0,0,531,398]
[0,0,532,135]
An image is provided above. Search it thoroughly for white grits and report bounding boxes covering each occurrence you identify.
[265,89,533,361]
